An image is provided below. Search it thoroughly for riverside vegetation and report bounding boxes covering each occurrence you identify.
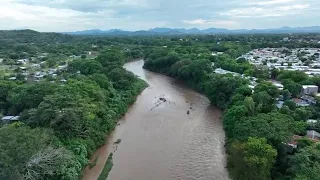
[2,30,320,179]
[0,31,147,179]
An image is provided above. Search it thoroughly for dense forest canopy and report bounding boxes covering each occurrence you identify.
[0,31,148,179]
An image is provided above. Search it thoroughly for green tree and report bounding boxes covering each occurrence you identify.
[278,70,308,83]
[178,59,212,84]
[8,82,58,113]
[254,81,279,98]
[47,58,57,68]
[283,80,302,97]
[80,60,103,75]
[223,105,248,138]
[229,138,277,180]
[233,112,295,146]
[282,89,291,101]
[296,138,314,149]
[204,74,248,109]
[0,126,80,180]
[288,144,320,180]
[252,91,275,113]
[244,96,261,116]
[283,100,297,110]
[292,107,311,121]
[0,80,19,113]
[97,49,126,67]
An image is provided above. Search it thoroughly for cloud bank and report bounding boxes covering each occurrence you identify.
[0,0,319,32]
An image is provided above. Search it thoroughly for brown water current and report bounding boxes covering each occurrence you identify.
[82,60,229,180]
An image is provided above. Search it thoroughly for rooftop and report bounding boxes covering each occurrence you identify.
[1,116,20,121]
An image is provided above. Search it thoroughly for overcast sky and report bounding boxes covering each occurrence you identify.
[0,0,319,32]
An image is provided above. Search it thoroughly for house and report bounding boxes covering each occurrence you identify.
[286,135,301,153]
[307,119,318,125]
[285,135,320,154]
[60,79,67,83]
[302,85,319,95]
[307,130,320,140]
[1,116,20,123]
[248,85,255,89]
[19,67,27,72]
[22,72,29,76]
[17,59,29,64]
[8,77,16,80]
[214,68,241,77]
[58,65,68,70]
[276,101,284,109]
[269,80,284,90]
[292,98,310,107]
[48,69,57,75]
[34,74,44,80]
[301,95,316,104]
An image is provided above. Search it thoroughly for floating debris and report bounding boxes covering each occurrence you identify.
[114,139,122,144]
[187,110,190,115]
[159,97,167,102]
[150,94,175,111]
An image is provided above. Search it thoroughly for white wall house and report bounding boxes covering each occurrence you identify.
[302,85,319,95]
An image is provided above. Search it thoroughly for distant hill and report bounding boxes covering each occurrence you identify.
[0,29,76,43]
[63,26,320,36]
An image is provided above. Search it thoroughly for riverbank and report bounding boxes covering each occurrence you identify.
[82,77,147,180]
[84,60,228,180]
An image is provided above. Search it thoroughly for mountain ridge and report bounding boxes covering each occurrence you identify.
[63,26,320,35]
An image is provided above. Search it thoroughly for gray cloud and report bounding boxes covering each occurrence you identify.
[14,0,152,12]
[1,0,320,31]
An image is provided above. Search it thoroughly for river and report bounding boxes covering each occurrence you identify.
[83,60,229,180]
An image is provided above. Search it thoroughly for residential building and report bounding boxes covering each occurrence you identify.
[292,98,310,107]
[307,130,320,140]
[1,116,20,123]
[16,59,29,64]
[302,85,319,95]
[307,119,318,125]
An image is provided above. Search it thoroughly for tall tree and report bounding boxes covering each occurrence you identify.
[288,144,320,180]
[229,138,277,180]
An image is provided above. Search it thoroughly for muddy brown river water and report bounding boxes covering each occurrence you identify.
[83,60,229,180]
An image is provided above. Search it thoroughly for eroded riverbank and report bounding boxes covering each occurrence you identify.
[83,60,228,180]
